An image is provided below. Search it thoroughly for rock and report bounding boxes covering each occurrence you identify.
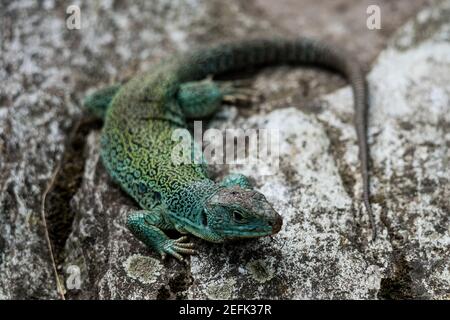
[0,0,448,299]
[191,0,450,299]
[189,0,450,299]
[255,0,432,65]
[0,0,276,300]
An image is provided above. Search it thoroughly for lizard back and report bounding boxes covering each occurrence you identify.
[100,38,375,238]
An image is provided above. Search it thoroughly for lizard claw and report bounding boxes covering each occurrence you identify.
[223,90,259,106]
[219,81,259,106]
[159,236,197,261]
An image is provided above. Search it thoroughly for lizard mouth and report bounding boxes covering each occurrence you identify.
[271,215,283,234]
[222,225,275,239]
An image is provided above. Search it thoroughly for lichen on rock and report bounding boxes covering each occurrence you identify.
[124,254,163,285]
[0,0,448,300]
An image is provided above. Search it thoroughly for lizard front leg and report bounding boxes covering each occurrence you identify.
[126,206,196,261]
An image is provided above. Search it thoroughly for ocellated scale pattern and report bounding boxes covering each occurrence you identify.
[88,38,373,260]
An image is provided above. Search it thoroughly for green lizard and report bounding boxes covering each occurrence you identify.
[84,38,374,261]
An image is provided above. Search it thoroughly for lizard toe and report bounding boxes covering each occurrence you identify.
[174,236,189,243]
[173,246,197,255]
[175,242,195,249]
[161,238,197,261]
[166,248,184,261]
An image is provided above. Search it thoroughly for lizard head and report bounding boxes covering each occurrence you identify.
[202,186,282,241]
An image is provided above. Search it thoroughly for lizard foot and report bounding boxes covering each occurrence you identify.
[222,90,259,106]
[127,209,196,262]
[219,80,259,106]
[159,236,197,261]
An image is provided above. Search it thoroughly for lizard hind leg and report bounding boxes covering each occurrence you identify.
[177,78,223,118]
[177,78,257,118]
[126,207,196,261]
[83,84,121,119]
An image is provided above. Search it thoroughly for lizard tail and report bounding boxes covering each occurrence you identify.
[83,84,121,120]
[179,38,375,240]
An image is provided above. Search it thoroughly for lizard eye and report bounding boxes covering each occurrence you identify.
[233,211,245,223]
[201,209,208,226]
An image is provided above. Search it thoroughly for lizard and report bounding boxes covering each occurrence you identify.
[84,38,375,261]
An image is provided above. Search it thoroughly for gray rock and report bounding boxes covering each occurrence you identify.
[0,0,275,300]
[189,1,450,299]
[0,0,448,299]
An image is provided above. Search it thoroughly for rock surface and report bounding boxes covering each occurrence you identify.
[192,0,450,299]
[0,0,448,299]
